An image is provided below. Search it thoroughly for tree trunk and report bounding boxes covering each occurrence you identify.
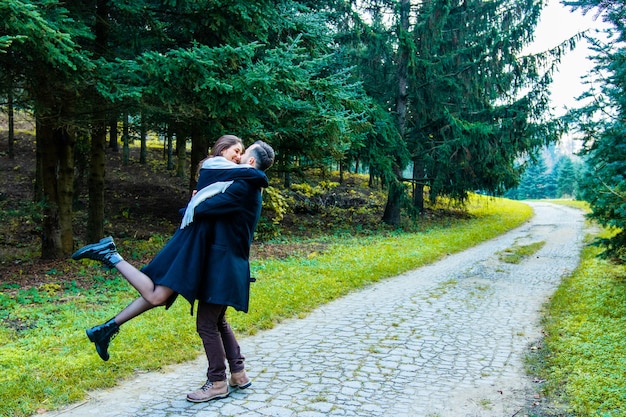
[7,86,14,159]
[166,124,174,171]
[382,166,403,225]
[34,118,43,203]
[175,126,187,179]
[140,115,147,164]
[109,117,118,152]
[395,0,409,137]
[281,152,292,188]
[189,124,208,191]
[86,0,109,242]
[39,120,75,258]
[87,124,107,242]
[122,113,130,164]
[412,158,425,212]
[382,0,410,226]
[339,162,345,184]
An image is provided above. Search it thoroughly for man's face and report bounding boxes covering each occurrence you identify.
[239,144,258,166]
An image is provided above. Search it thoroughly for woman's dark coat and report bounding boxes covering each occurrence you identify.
[141,166,268,313]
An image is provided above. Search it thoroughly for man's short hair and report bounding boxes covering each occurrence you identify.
[250,141,275,171]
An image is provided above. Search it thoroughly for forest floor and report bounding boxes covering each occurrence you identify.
[0,131,381,291]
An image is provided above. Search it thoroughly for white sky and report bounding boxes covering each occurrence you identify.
[529,0,609,116]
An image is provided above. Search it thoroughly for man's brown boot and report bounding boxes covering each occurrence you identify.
[186,380,229,403]
[228,370,251,389]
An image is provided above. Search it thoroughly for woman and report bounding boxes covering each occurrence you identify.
[71,135,268,361]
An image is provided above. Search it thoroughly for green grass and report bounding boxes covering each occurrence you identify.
[498,241,546,264]
[544,199,591,212]
[532,231,626,416]
[522,200,626,416]
[0,195,533,417]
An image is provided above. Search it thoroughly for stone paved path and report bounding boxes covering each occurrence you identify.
[42,202,586,417]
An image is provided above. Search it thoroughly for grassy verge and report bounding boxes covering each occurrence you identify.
[529,235,626,416]
[525,200,626,416]
[0,195,532,417]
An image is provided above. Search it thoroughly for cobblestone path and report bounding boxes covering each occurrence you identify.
[42,202,586,417]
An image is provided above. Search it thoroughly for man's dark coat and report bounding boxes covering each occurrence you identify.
[142,166,268,313]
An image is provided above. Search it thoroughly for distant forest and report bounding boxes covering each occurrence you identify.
[504,147,584,201]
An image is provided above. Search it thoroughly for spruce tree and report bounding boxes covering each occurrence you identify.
[565,0,626,261]
[407,0,564,208]
[331,0,570,223]
[555,155,578,198]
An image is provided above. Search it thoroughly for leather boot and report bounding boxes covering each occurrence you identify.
[86,318,120,361]
[186,380,229,403]
[228,370,251,389]
[71,236,124,269]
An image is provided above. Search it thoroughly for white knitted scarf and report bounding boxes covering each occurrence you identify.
[180,157,252,229]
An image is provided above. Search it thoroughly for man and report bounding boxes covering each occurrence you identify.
[184,140,274,402]
[72,140,275,402]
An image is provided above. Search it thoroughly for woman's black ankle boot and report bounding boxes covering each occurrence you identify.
[86,318,120,361]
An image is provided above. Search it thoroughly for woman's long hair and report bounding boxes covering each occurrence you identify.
[210,135,243,158]
[195,135,244,181]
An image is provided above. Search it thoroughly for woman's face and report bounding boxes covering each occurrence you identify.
[221,144,243,164]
